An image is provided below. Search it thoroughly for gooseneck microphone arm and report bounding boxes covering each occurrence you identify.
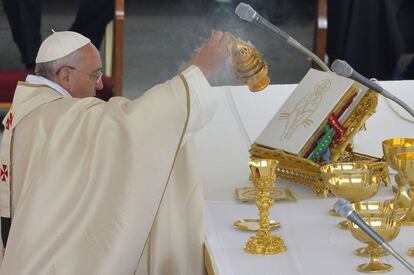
[334,199,414,274]
[331,59,414,118]
[235,2,331,72]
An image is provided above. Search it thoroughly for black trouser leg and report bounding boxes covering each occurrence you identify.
[69,0,114,49]
[3,0,41,68]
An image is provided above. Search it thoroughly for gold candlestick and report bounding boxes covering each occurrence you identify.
[244,159,287,255]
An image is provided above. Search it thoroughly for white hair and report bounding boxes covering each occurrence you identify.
[35,49,85,80]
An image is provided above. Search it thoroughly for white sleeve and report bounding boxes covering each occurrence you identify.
[180,65,218,140]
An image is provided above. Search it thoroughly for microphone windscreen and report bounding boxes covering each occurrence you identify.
[334,199,353,217]
[331,59,353,77]
[235,3,256,22]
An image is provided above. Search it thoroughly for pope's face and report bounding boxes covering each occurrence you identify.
[69,43,104,98]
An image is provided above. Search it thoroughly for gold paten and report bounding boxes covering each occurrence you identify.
[382,138,414,210]
[227,35,270,92]
[244,159,287,255]
[235,186,296,203]
[321,162,381,230]
[234,219,280,232]
[349,217,400,273]
[250,90,388,196]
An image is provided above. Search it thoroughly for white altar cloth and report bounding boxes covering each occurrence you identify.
[205,182,414,275]
[197,80,414,274]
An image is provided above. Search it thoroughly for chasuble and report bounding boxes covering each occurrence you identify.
[0,65,216,275]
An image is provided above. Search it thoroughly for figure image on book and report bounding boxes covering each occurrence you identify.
[279,79,331,141]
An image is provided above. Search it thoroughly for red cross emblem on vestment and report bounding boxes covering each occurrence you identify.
[5,112,13,130]
[0,164,8,182]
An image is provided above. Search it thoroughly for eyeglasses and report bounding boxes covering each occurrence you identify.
[59,66,103,84]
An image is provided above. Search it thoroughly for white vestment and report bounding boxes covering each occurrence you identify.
[0,66,216,275]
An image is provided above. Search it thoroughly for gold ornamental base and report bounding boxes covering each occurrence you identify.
[244,234,287,255]
[357,259,392,273]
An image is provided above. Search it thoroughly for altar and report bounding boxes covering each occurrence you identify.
[195,81,414,274]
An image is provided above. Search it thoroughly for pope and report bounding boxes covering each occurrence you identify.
[0,30,230,275]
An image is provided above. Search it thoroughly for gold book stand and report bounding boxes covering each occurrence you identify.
[250,90,389,197]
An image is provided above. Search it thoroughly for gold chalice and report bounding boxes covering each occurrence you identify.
[321,162,381,230]
[244,159,287,254]
[395,152,414,256]
[349,217,400,273]
[382,138,414,211]
[351,201,404,257]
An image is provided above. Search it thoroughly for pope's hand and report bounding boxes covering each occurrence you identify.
[192,30,231,79]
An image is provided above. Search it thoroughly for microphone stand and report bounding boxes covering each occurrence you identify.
[247,9,331,72]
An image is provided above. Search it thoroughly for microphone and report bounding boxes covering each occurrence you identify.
[235,2,330,72]
[334,199,414,273]
[331,59,414,118]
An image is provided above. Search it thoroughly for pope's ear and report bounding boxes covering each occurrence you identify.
[56,67,72,83]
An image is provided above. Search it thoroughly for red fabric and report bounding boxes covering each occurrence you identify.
[0,69,113,104]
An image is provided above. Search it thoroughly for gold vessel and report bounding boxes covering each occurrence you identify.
[395,152,414,227]
[349,217,400,273]
[321,162,381,229]
[394,152,414,257]
[351,201,404,257]
[228,36,270,92]
[382,138,414,210]
[244,159,287,254]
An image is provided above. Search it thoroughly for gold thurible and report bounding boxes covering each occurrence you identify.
[227,34,270,92]
[244,159,287,254]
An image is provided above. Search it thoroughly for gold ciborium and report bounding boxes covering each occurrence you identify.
[244,159,287,254]
[228,36,270,92]
[395,152,414,257]
[321,162,381,229]
[351,201,404,257]
[349,217,400,273]
[382,138,414,210]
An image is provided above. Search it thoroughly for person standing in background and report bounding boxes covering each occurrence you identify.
[3,0,113,69]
